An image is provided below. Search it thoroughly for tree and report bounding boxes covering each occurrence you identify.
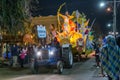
[0,0,31,36]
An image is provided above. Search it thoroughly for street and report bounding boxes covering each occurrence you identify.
[0,57,108,80]
[0,0,120,80]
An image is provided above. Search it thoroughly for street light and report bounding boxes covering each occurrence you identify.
[107,7,112,12]
[99,0,120,36]
[107,23,112,28]
[100,2,105,7]
[113,0,117,36]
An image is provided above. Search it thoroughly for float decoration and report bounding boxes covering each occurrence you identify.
[53,3,95,55]
[23,34,34,44]
[57,2,66,32]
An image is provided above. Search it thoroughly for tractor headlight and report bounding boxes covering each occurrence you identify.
[49,51,54,55]
[37,51,41,56]
[49,47,57,56]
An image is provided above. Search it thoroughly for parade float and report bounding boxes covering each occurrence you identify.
[53,3,94,60]
[28,3,94,61]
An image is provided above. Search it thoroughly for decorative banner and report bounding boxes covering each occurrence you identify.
[37,25,46,38]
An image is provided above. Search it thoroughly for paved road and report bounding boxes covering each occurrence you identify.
[0,58,108,80]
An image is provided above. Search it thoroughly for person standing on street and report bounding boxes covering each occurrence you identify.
[92,41,100,68]
[95,43,100,68]
[100,35,120,80]
[19,46,27,68]
[11,44,19,67]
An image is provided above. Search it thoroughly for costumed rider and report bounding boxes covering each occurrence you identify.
[58,11,74,33]
[76,38,84,53]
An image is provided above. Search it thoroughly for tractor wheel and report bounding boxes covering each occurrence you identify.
[64,51,73,68]
[57,61,63,74]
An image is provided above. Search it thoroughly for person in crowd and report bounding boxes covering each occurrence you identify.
[6,43,12,59]
[50,24,57,39]
[27,44,33,63]
[17,46,22,66]
[19,46,27,68]
[33,44,38,58]
[100,35,120,80]
[92,41,100,67]
[11,44,19,67]
[2,43,11,59]
[2,43,6,59]
[95,44,100,68]
[0,43,2,57]
[33,44,38,54]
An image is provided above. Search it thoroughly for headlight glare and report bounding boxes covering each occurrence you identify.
[37,51,41,56]
[49,51,54,55]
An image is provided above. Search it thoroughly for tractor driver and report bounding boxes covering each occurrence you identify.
[51,37,60,49]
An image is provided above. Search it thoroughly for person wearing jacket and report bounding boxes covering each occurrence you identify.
[11,44,19,67]
[100,35,120,80]
[19,46,27,68]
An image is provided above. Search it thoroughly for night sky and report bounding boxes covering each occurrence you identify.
[30,0,120,34]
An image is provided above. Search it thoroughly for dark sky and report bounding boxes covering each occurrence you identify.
[30,0,120,34]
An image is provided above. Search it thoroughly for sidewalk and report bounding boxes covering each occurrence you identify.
[91,68,108,80]
[68,52,108,80]
[87,58,108,80]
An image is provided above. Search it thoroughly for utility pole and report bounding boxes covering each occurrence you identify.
[113,0,116,36]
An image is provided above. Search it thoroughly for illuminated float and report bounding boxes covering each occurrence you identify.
[55,3,94,59]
